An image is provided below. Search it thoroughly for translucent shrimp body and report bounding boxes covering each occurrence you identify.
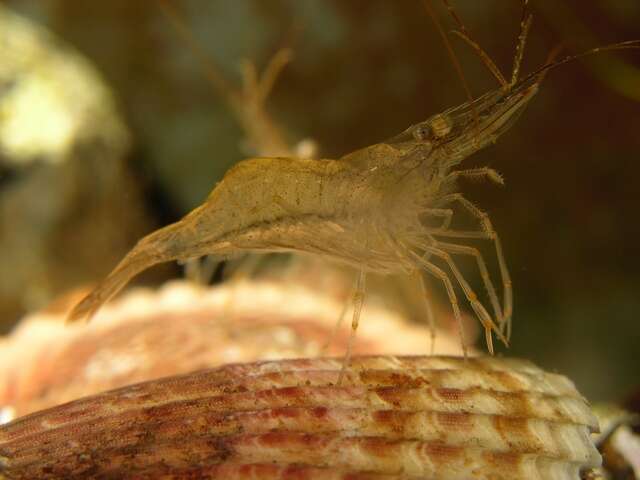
[68,74,540,354]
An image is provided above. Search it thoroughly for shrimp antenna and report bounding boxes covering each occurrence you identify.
[519,40,640,87]
[422,0,474,107]
[510,0,533,86]
[441,0,508,87]
[157,0,236,105]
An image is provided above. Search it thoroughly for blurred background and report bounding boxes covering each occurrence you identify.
[0,0,638,402]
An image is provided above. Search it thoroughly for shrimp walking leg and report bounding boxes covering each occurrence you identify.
[320,285,352,356]
[422,245,505,354]
[428,226,509,338]
[433,193,513,339]
[446,167,504,186]
[183,255,220,285]
[199,255,221,284]
[413,270,437,354]
[425,208,454,230]
[434,240,502,328]
[183,258,203,284]
[220,254,263,316]
[337,270,366,385]
[411,252,467,358]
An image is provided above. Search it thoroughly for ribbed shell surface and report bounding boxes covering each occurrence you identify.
[0,356,600,479]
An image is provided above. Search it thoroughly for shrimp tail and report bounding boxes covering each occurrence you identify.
[66,222,186,323]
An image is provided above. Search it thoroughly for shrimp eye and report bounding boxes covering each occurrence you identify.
[412,124,432,142]
[429,114,452,138]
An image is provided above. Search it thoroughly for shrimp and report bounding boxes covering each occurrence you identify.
[64,67,529,350]
[68,3,639,363]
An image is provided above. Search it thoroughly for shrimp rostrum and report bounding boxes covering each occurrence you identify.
[68,17,639,355]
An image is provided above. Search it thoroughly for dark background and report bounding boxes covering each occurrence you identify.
[3,0,639,401]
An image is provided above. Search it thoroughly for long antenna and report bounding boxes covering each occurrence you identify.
[510,0,533,86]
[157,0,237,106]
[441,0,508,87]
[422,0,475,106]
[519,40,640,87]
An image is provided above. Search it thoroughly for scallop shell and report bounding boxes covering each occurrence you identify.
[0,355,600,479]
[0,280,465,418]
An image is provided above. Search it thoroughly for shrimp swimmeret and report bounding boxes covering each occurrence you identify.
[68,21,639,358]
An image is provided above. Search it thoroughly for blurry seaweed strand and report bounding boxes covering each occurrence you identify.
[68,1,640,373]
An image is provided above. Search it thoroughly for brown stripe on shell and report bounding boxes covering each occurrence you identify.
[133,464,420,480]
[0,382,596,444]
[0,356,600,479]
[0,356,588,440]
